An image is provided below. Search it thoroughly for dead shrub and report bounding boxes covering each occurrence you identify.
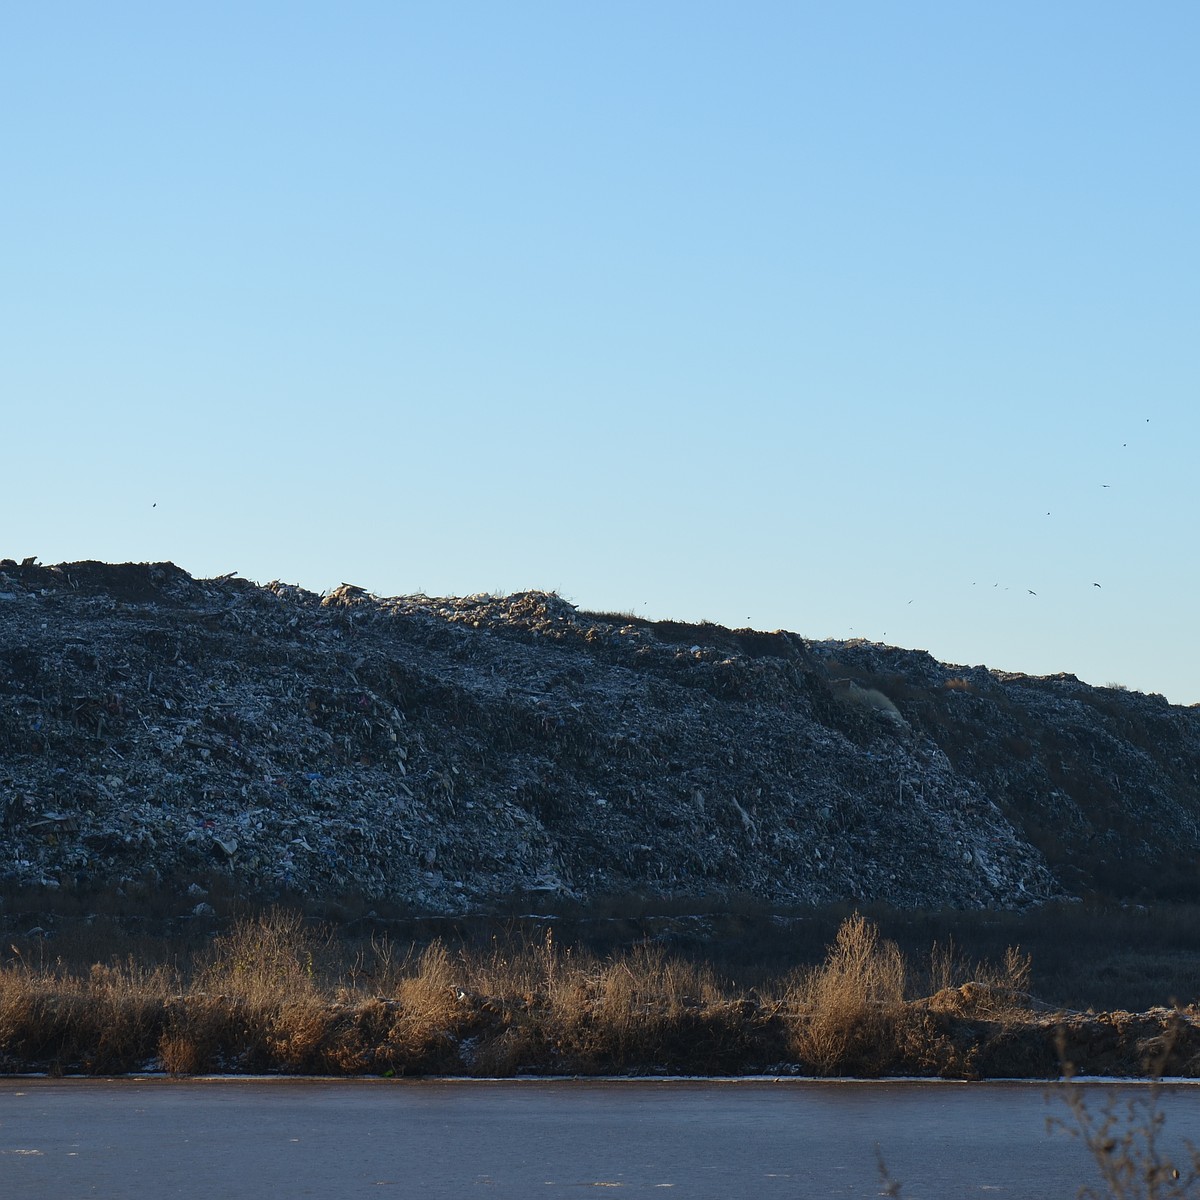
[264,996,337,1072]
[463,930,585,1074]
[385,942,468,1072]
[0,960,39,1066]
[325,996,396,1074]
[196,908,322,1005]
[565,945,734,1072]
[0,910,1054,1080]
[926,943,1033,1022]
[1049,1019,1200,1199]
[159,994,246,1075]
[788,913,907,1075]
[457,934,742,1075]
[159,910,330,1074]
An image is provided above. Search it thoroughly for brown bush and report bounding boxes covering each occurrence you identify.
[385,942,469,1073]
[786,913,908,1075]
[926,942,1033,1023]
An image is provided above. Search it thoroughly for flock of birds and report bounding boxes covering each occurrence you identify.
[859,419,1155,641]
[926,419,1150,606]
[145,420,1155,656]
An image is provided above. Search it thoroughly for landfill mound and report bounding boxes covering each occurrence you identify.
[1,559,1198,915]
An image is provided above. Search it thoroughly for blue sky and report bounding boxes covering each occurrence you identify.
[3,3,1197,703]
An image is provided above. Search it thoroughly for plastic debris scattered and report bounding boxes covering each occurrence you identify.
[0,560,1196,916]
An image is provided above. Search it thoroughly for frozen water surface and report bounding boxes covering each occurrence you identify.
[1,1077,1198,1199]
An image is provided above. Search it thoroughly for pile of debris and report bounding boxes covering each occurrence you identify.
[1,560,1197,915]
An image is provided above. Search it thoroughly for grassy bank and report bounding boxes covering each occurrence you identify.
[2,910,1198,1078]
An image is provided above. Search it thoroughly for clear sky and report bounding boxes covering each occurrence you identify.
[3,3,1197,703]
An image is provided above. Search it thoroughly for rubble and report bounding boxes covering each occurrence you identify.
[1,559,1197,915]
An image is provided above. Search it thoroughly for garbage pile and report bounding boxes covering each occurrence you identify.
[1,559,1197,915]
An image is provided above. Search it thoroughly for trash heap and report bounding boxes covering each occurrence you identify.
[1,560,1197,914]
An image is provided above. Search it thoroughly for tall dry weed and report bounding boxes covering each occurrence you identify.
[876,1017,1200,1198]
[0,908,1069,1082]
[384,942,468,1072]
[1049,1018,1200,1200]
[925,939,1034,1022]
[196,908,322,1003]
[456,933,739,1075]
[0,954,174,1073]
[788,913,907,1075]
[463,930,593,1074]
[82,959,174,1072]
[1052,1082,1200,1199]
[562,944,740,1072]
[0,958,39,1065]
[163,909,329,1073]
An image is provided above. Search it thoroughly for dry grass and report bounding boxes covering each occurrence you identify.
[0,913,767,1077]
[0,953,174,1074]
[425,931,747,1075]
[924,939,1034,1021]
[784,912,908,1075]
[775,916,1040,1076]
[385,942,467,1072]
[0,908,1184,1081]
[162,908,332,1073]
